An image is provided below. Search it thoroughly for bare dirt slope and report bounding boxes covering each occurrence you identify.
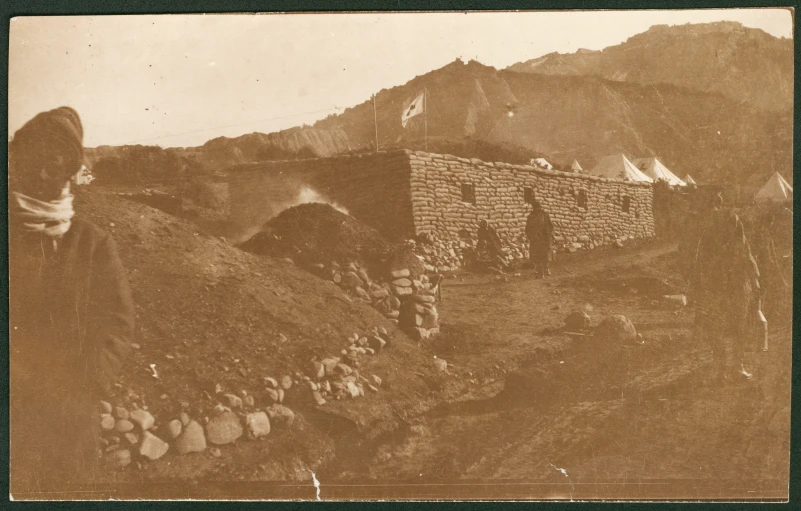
[319,242,791,500]
[74,187,454,495]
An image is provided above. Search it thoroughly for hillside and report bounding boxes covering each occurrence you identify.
[199,126,353,168]
[506,21,793,113]
[73,186,452,486]
[309,59,792,186]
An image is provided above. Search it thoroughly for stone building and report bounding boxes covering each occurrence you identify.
[227,149,655,255]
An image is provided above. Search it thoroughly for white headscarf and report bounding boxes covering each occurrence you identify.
[10,191,75,238]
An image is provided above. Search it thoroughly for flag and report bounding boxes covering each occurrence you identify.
[401,92,425,128]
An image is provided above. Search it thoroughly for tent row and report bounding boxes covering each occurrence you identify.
[540,153,790,202]
[582,153,689,186]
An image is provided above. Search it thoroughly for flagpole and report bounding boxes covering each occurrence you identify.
[372,94,379,153]
[424,88,428,152]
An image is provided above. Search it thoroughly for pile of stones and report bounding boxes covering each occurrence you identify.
[301,326,391,405]
[98,396,296,469]
[313,261,441,336]
[99,325,394,470]
[413,231,531,272]
[398,293,440,341]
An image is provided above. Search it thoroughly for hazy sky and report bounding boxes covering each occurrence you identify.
[9,10,793,148]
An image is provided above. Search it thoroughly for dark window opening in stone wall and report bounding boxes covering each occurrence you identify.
[622,196,631,213]
[523,187,534,204]
[577,189,588,208]
[461,183,476,204]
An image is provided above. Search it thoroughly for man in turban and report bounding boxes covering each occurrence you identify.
[9,107,135,497]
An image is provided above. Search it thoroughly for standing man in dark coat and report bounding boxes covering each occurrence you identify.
[689,194,761,384]
[526,199,555,278]
[9,107,136,498]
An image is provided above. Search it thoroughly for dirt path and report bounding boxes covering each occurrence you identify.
[318,241,790,500]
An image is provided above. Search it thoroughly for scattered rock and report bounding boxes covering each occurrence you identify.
[139,431,170,460]
[335,363,353,376]
[124,432,139,445]
[371,374,383,387]
[434,358,448,372]
[205,411,243,445]
[265,405,295,428]
[281,375,293,390]
[596,314,637,344]
[210,448,222,458]
[391,268,410,278]
[312,391,327,406]
[345,381,360,398]
[244,395,255,407]
[392,278,412,287]
[104,449,131,469]
[409,294,436,304]
[222,393,243,409]
[100,414,116,432]
[166,420,183,439]
[263,388,279,405]
[311,361,326,379]
[114,407,130,420]
[368,336,387,355]
[99,401,113,414]
[245,412,271,439]
[129,409,155,431]
[565,310,592,331]
[175,420,207,454]
[320,358,339,375]
[114,419,135,433]
[341,271,363,289]
[180,412,190,427]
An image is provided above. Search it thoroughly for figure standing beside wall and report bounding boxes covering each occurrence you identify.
[526,199,555,278]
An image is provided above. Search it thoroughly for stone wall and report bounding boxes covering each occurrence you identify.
[407,151,655,251]
[226,149,655,257]
[227,151,415,243]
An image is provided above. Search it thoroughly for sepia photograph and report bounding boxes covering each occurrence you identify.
[7,8,794,501]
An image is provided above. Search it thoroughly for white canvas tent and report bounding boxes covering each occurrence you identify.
[570,159,583,172]
[531,157,553,170]
[632,157,685,186]
[754,172,793,202]
[587,153,653,183]
[683,174,697,186]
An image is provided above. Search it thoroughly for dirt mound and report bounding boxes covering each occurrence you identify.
[71,187,442,487]
[240,202,423,279]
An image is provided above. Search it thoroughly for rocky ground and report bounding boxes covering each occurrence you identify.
[52,186,790,501]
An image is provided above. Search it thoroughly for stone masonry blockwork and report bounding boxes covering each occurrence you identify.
[227,149,655,251]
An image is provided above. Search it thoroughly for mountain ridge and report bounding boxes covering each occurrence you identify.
[505,21,793,113]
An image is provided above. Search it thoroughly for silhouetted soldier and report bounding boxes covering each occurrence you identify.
[690,193,761,384]
[526,200,555,278]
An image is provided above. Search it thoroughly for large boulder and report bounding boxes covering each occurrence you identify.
[596,314,637,343]
[205,410,243,445]
[175,420,207,454]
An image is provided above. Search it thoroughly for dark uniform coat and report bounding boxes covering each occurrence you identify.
[9,217,135,495]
